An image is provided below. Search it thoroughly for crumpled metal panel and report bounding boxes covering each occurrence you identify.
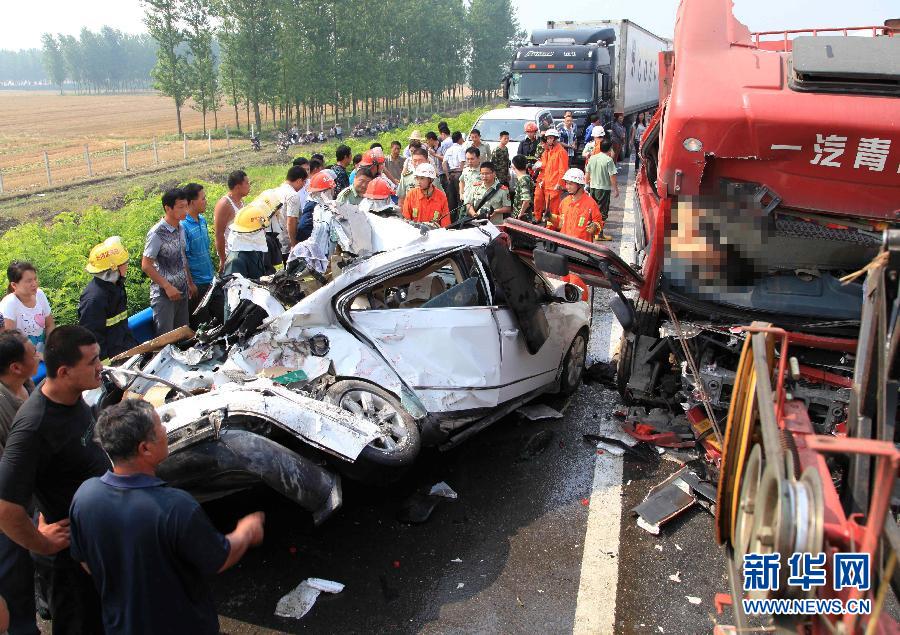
[156,379,381,461]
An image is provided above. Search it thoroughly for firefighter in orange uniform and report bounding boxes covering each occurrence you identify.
[533,127,569,229]
[548,168,603,242]
[401,163,451,228]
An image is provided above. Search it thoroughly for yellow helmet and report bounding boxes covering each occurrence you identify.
[86,236,129,273]
[251,188,283,215]
[232,202,271,233]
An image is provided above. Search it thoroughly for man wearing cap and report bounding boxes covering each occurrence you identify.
[288,170,335,249]
[223,199,273,280]
[585,138,619,237]
[582,124,607,159]
[533,128,569,229]
[360,179,400,217]
[402,164,450,228]
[465,161,511,225]
[519,122,542,169]
[397,148,443,211]
[78,237,137,360]
[404,130,423,160]
[548,168,605,242]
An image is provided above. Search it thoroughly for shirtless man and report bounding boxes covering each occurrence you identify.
[213,170,251,273]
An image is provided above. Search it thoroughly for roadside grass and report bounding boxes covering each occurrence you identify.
[0,107,492,325]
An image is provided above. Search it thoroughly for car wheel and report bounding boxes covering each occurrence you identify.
[325,380,421,467]
[559,329,588,396]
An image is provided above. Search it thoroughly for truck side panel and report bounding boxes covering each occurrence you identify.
[619,21,669,114]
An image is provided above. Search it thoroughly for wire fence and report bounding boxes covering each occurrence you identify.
[0,93,499,195]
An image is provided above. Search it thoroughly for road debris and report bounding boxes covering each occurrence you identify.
[581,361,617,388]
[456,583,465,590]
[516,403,564,420]
[275,578,345,620]
[632,468,697,534]
[517,429,555,461]
[668,571,681,583]
[429,481,458,499]
[685,596,701,605]
[451,558,462,563]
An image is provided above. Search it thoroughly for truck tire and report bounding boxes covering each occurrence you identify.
[615,297,661,403]
[325,380,421,468]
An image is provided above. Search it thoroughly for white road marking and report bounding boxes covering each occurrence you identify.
[574,165,637,634]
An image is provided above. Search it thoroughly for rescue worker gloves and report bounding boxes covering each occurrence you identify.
[86,236,130,273]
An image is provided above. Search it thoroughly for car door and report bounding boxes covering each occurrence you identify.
[345,250,505,418]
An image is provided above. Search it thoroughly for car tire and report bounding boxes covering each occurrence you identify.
[559,329,588,396]
[325,380,421,467]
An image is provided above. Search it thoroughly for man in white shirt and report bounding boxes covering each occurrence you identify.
[443,131,467,215]
[272,166,308,263]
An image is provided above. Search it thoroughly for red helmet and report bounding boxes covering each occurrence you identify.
[360,148,385,166]
[308,171,336,193]
[364,178,396,199]
[524,121,539,133]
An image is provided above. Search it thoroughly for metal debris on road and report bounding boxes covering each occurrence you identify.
[429,481,458,499]
[275,578,345,620]
[516,403,564,420]
[632,468,697,533]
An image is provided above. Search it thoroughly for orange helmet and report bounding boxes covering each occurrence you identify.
[364,178,396,199]
[360,148,385,166]
[308,171,336,193]
[524,121,539,133]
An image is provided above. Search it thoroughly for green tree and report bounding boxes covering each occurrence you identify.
[142,0,190,134]
[40,34,66,93]
[216,0,278,133]
[467,0,519,97]
[183,0,218,133]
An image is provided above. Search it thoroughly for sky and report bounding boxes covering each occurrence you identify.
[0,0,896,50]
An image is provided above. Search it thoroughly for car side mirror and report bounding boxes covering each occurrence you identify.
[533,248,569,277]
[610,295,636,331]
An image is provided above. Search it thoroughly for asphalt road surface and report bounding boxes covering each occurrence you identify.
[193,163,740,635]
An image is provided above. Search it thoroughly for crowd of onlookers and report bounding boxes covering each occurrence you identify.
[0,111,654,634]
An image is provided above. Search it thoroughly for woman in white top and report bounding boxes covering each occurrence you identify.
[0,261,54,355]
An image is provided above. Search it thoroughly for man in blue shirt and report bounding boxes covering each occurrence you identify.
[182,183,224,328]
[69,399,265,635]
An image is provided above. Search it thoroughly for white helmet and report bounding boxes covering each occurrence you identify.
[591,126,606,138]
[413,163,437,180]
[543,127,560,138]
[562,167,586,186]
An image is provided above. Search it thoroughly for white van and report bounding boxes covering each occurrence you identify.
[470,107,554,158]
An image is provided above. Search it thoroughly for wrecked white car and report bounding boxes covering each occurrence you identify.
[92,213,590,521]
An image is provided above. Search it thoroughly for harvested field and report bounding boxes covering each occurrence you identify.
[0,90,249,192]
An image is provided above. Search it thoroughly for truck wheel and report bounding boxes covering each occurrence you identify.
[325,380,421,468]
[559,329,588,396]
[615,297,661,403]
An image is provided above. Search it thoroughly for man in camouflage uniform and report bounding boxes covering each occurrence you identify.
[465,161,511,225]
[459,146,482,204]
[491,131,511,187]
[510,155,535,222]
